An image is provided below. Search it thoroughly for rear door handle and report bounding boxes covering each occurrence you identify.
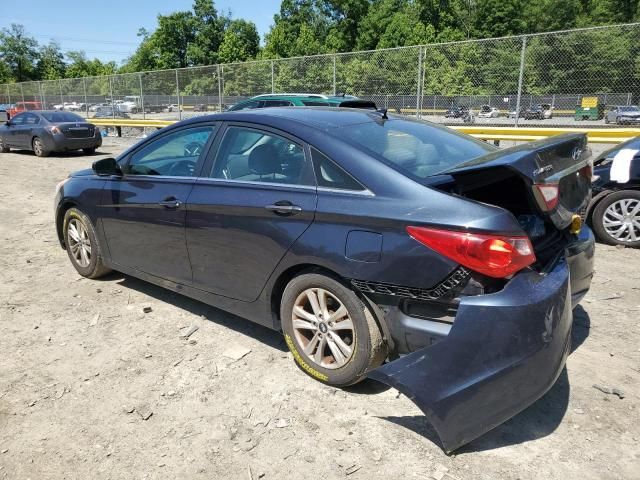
[158,197,182,209]
[265,202,303,216]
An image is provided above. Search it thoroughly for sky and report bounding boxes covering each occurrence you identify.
[0,0,281,64]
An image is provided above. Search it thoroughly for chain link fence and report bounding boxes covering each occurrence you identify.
[1,23,638,129]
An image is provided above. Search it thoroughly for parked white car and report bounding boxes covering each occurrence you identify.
[478,105,500,118]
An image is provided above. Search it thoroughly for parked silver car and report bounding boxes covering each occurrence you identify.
[605,105,640,124]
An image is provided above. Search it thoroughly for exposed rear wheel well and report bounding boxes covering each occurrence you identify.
[56,201,77,248]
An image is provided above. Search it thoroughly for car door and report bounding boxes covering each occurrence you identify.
[4,113,26,147]
[19,112,40,147]
[99,123,219,284]
[186,123,317,301]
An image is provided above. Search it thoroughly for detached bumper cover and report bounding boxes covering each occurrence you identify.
[369,255,574,452]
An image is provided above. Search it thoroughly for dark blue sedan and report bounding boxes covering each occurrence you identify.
[54,108,595,451]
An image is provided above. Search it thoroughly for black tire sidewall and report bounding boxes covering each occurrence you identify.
[63,208,103,277]
[280,273,375,387]
[592,190,640,247]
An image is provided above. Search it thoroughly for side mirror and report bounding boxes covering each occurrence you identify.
[92,157,122,176]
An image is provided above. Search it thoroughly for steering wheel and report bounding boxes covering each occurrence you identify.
[168,160,197,176]
[184,142,204,157]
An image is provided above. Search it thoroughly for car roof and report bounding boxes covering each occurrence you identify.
[185,106,390,130]
[247,94,355,104]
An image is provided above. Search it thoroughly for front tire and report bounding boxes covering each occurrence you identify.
[63,208,112,278]
[592,190,640,247]
[280,273,387,387]
[32,137,49,157]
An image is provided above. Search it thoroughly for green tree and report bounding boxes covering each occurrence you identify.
[188,0,227,65]
[0,24,39,81]
[65,51,117,78]
[37,42,66,80]
[473,0,527,38]
[218,20,260,63]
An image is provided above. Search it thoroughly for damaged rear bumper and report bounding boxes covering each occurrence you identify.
[369,235,591,452]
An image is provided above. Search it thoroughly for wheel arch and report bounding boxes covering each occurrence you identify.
[269,263,348,328]
[268,262,394,353]
[56,200,78,248]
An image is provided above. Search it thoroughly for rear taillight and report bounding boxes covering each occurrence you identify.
[533,183,559,211]
[406,226,536,279]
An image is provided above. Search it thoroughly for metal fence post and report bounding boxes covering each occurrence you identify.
[415,46,423,118]
[332,54,337,96]
[514,36,527,127]
[217,64,223,112]
[138,73,145,119]
[6,84,10,106]
[175,69,182,120]
[271,60,275,94]
[108,75,115,119]
[82,77,89,118]
[20,83,25,105]
[58,79,64,107]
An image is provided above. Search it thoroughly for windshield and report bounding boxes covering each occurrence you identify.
[41,112,84,122]
[335,118,494,179]
[620,106,640,112]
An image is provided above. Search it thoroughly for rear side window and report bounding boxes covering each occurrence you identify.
[211,127,314,186]
[302,101,330,106]
[230,100,261,111]
[24,113,40,125]
[263,100,293,107]
[311,148,365,191]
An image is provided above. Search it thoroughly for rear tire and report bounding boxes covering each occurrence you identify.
[0,137,9,153]
[32,137,49,157]
[280,273,387,387]
[63,207,112,278]
[83,147,96,155]
[592,190,640,248]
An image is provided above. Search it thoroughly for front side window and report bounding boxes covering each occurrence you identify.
[124,126,215,177]
[10,113,26,125]
[211,126,313,186]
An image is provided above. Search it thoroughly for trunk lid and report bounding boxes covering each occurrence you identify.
[58,122,96,139]
[440,133,592,231]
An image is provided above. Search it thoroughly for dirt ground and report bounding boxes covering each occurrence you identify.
[1,137,639,480]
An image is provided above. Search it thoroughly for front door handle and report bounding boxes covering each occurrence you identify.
[265,202,303,216]
[158,197,182,209]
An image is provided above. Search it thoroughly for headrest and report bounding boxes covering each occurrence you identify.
[249,144,281,175]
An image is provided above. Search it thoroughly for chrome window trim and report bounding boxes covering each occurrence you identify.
[195,176,316,191]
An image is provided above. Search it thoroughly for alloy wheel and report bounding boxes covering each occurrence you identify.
[603,198,640,242]
[292,288,355,369]
[33,138,44,156]
[67,218,92,267]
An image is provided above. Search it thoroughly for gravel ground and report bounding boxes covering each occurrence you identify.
[0,137,639,480]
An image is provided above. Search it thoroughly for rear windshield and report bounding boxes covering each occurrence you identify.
[336,118,494,179]
[41,112,84,122]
